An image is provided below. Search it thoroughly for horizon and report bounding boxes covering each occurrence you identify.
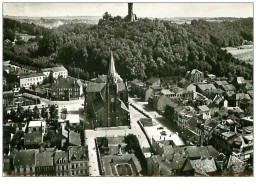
[3,15,253,19]
[3,3,253,18]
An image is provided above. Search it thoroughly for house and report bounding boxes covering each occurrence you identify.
[42,66,68,79]
[65,114,80,129]
[68,146,89,176]
[236,77,246,85]
[146,77,161,87]
[16,33,36,42]
[50,77,83,100]
[221,84,236,92]
[13,150,38,176]
[197,84,216,97]
[198,105,211,120]
[235,93,251,107]
[19,73,46,88]
[35,150,56,176]
[154,95,178,114]
[186,69,204,83]
[207,74,216,81]
[130,79,148,100]
[145,86,163,102]
[214,80,228,88]
[54,150,70,176]
[27,120,46,134]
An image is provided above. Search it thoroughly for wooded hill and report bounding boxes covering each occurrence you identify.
[3,16,253,81]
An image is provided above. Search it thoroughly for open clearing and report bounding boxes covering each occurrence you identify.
[223,45,253,65]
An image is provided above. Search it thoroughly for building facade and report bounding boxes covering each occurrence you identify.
[85,53,130,128]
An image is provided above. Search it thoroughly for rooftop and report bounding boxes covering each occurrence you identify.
[14,150,38,166]
[19,72,46,79]
[36,151,55,167]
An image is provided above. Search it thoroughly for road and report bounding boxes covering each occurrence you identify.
[129,97,184,146]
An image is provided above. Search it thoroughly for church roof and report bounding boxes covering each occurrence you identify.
[92,99,105,113]
[119,99,129,112]
[86,83,106,92]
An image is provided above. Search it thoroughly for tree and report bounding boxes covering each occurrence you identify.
[16,104,25,122]
[48,72,55,84]
[25,106,33,121]
[49,105,58,121]
[102,12,112,21]
[33,106,40,119]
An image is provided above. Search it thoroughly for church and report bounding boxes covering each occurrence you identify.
[84,52,130,128]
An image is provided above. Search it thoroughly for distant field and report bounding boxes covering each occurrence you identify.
[223,45,253,65]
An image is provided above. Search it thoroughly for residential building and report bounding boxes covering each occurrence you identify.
[19,73,46,88]
[197,84,216,97]
[13,150,38,176]
[68,146,89,176]
[42,66,68,78]
[198,105,211,120]
[54,150,70,176]
[35,150,56,176]
[50,77,83,100]
[186,69,204,83]
[146,77,161,87]
[27,120,46,134]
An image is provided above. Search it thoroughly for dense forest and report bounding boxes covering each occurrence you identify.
[3,15,253,81]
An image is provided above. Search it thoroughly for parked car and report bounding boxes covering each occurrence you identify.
[157,126,164,130]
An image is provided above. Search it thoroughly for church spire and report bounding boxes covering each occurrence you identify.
[108,51,117,79]
[108,52,123,83]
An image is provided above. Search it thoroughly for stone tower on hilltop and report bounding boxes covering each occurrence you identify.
[128,3,137,22]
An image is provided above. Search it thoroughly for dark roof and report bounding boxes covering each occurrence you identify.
[197,84,216,91]
[14,150,37,166]
[215,80,228,86]
[69,131,81,146]
[36,151,55,166]
[222,84,236,91]
[146,77,160,84]
[3,91,14,99]
[54,151,68,164]
[93,99,105,113]
[55,77,80,88]
[206,146,219,158]
[25,132,43,146]
[68,146,88,161]
[186,146,210,159]
[86,83,106,92]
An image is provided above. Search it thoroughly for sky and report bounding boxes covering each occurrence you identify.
[3,2,253,18]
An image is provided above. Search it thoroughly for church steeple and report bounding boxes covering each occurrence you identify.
[108,52,123,83]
